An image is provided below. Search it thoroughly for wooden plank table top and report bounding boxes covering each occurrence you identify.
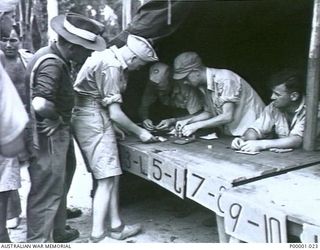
[119,135,320,185]
[119,135,320,242]
[220,165,320,243]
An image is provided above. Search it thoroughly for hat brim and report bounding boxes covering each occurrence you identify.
[51,15,106,51]
[173,71,189,80]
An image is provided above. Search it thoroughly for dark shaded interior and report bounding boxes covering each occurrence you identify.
[122,0,313,121]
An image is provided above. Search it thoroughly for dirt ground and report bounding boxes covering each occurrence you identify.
[8,144,219,243]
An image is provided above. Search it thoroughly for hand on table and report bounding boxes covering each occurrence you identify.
[181,123,199,137]
[155,118,175,130]
[239,140,264,152]
[138,129,157,143]
[142,119,155,131]
[231,137,245,150]
[175,119,189,132]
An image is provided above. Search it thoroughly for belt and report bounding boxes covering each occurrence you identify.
[74,95,103,108]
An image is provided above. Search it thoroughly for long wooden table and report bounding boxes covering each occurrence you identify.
[118,135,320,242]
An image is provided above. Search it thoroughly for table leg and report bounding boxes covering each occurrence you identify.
[216,214,230,243]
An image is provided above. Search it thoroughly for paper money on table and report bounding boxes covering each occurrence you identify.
[168,128,176,135]
[156,136,168,142]
[269,148,293,153]
[235,150,260,155]
[199,133,218,140]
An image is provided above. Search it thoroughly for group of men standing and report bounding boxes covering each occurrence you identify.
[0,7,159,243]
[1,1,318,245]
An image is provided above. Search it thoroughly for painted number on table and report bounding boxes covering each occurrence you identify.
[186,170,230,215]
[148,155,186,198]
[119,146,149,179]
[223,200,287,243]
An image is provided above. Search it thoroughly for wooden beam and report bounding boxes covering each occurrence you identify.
[303,0,320,151]
[216,215,230,243]
[47,0,58,44]
[122,0,132,30]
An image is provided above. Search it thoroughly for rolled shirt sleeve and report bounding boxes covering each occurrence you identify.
[96,66,123,107]
[32,60,63,102]
[218,78,242,105]
[248,105,276,138]
[249,103,302,139]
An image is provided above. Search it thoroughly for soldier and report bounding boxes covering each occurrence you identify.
[72,34,158,242]
[25,13,105,242]
[139,62,203,131]
[231,70,320,152]
[173,52,265,137]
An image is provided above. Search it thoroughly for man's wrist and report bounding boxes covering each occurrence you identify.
[261,140,270,150]
[192,121,202,130]
[138,129,150,141]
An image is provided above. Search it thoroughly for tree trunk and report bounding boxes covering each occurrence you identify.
[47,0,58,43]
[32,0,48,50]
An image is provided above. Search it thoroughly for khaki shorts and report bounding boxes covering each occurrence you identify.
[72,106,122,179]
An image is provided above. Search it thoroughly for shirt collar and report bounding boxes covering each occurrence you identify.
[110,46,128,70]
[289,96,305,129]
[206,67,215,91]
[51,42,70,66]
[295,96,305,114]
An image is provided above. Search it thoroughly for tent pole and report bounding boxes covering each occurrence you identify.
[303,0,320,151]
[122,0,132,30]
[47,0,58,44]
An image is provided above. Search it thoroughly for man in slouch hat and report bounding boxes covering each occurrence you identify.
[25,13,105,243]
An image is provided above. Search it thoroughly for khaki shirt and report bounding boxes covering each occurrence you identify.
[74,46,128,106]
[201,68,265,136]
[249,98,319,138]
[170,83,203,114]
[139,81,203,121]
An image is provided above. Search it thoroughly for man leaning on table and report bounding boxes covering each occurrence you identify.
[172,51,265,137]
[72,34,158,243]
[139,62,203,131]
[231,69,320,152]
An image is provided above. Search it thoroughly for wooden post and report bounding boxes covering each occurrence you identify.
[304,0,320,151]
[216,214,230,243]
[18,0,24,39]
[122,0,132,30]
[47,0,58,44]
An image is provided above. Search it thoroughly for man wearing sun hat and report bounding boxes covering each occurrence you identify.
[25,13,105,243]
[173,51,265,137]
[0,0,26,243]
[72,33,158,242]
[138,62,203,131]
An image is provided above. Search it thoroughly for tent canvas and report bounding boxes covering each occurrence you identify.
[114,0,313,123]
